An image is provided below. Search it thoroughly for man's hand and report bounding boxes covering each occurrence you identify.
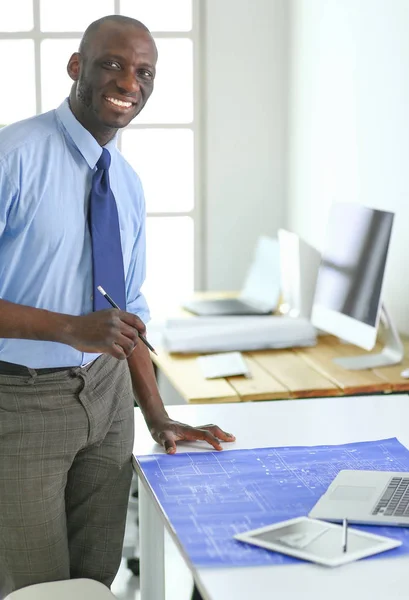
[64,309,146,360]
[148,415,236,454]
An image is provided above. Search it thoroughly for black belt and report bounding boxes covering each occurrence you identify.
[0,360,74,376]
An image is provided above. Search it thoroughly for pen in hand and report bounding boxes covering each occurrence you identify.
[97,285,157,355]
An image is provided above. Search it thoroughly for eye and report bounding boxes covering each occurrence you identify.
[138,69,154,81]
[104,60,121,69]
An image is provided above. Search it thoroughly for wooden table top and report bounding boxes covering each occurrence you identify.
[151,293,409,404]
[152,335,409,404]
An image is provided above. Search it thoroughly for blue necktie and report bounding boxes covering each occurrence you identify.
[89,148,126,311]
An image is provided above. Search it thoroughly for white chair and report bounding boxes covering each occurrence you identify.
[4,578,118,600]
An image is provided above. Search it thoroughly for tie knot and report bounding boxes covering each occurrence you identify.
[96,148,111,171]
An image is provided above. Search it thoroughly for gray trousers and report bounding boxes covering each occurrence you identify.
[0,354,135,598]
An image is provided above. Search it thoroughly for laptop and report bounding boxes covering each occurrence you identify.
[182,236,281,316]
[309,469,409,527]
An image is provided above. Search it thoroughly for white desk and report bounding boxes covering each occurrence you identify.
[133,394,409,600]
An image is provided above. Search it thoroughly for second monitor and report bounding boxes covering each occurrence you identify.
[311,202,404,370]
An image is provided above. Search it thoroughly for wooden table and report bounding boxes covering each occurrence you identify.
[152,334,409,404]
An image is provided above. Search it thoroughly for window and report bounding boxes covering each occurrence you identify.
[0,0,200,320]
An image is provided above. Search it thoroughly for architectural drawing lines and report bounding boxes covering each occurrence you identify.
[273,449,317,492]
[137,438,409,568]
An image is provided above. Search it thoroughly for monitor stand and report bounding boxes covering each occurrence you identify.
[333,305,404,370]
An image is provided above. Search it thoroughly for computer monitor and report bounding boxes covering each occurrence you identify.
[311,203,404,370]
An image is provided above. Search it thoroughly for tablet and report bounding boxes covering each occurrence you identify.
[234,516,401,567]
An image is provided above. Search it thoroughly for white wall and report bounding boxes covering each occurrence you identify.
[288,0,409,333]
[203,0,288,290]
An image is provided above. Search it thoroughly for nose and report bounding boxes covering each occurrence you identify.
[116,71,140,95]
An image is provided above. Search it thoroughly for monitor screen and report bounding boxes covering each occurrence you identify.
[312,204,394,350]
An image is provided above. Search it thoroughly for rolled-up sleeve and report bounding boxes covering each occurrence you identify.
[125,181,151,325]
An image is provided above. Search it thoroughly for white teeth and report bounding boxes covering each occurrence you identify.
[106,96,132,108]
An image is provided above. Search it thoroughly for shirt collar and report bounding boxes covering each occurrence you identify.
[55,98,118,169]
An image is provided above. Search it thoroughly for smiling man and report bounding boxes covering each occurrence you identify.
[0,15,234,597]
[69,17,157,140]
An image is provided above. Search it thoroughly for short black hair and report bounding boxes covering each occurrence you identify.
[79,15,150,57]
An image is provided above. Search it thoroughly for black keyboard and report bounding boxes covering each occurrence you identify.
[372,477,409,517]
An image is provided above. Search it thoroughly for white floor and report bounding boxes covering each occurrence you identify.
[111,480,194,600]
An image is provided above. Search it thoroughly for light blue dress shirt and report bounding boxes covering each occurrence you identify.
[0,99,150,368]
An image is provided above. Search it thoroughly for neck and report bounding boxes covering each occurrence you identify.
[68,93,116,146]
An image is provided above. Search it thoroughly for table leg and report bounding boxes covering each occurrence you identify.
[138,478,165,600]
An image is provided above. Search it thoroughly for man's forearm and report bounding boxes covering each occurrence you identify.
[0,299,72,343]
[127,340,167,427]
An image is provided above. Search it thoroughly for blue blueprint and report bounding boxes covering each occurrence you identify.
[136,438,409,568]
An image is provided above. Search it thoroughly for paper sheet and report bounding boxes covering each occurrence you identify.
[197,352,251,379]
[136,438,409,568]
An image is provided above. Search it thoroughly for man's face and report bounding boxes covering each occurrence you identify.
[68,23,157,130]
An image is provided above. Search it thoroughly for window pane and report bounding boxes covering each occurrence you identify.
[143,217,194,318]
[40,0,114,32]
[121,129,194,212]
[136,39,193,124]
[120,0,192,32]
[0,0,33,31]
[0,41,35,124]
[41,40,78,112]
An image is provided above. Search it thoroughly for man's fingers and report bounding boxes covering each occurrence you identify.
[109,342,127,360]
[163,439,176,454]
[200,425,236,442]
[113,335,136,358]
[159,427,222,452]
[118,310,146,335]
[120,322,140,345]
[182,427,223,451]
[156,423,236,454]
[158,431,177,454]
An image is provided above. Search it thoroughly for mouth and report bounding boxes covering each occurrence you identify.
[103,95,136,112]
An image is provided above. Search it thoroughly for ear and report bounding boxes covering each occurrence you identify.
[67,52,81,81]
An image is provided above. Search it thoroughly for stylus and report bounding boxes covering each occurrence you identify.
[342,518,348,553]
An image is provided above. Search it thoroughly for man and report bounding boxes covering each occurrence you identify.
[0,15,235,596]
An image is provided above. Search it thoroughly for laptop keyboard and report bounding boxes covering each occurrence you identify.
[372,476,409,517]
